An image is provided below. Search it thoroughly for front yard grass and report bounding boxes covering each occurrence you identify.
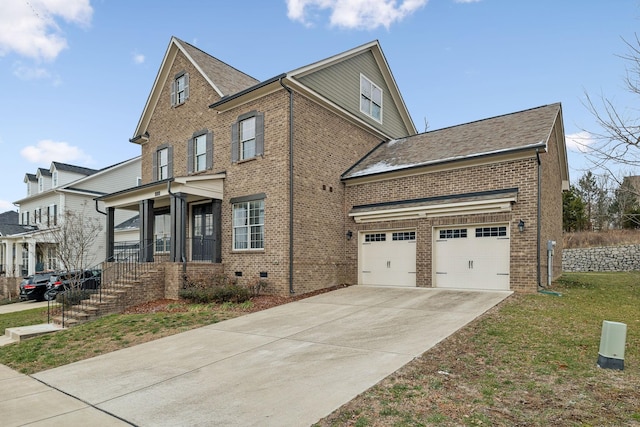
[316,272,640,426]
[0,303,242,374]
[1,272,638,425]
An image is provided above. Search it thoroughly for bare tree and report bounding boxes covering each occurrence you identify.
[46,205,103,288]
[583,34,640,171]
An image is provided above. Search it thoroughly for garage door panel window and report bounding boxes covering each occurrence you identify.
[364,233,386,242]
[475,226,507,237]
[392,231,416,241]
[439,229,467,239]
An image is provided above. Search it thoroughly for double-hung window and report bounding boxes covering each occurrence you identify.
[171,71,189,106]
[360,74,383,122]
[232,198,264,250]
[231,111,264,162]
[187,131,213,174]
[240,117,256,160]
[153,145,173,181]
[158,148,169,180]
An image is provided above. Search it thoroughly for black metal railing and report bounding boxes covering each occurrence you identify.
[47,240,162,327]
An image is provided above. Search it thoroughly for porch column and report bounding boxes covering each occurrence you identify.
[106,207,115,261]
[170,192,187,263]
[28,241,36,275]
[212,199,222,263]
[139,199,155,262]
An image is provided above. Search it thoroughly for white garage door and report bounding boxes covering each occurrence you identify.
[360,230,416,287]
[434,225,510,290]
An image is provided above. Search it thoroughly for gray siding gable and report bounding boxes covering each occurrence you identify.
[296,50,407,138]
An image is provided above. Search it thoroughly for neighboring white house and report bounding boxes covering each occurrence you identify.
[1,157,141,277]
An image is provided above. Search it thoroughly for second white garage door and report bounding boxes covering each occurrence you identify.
[360,230,416,287]
[434,224,510,290]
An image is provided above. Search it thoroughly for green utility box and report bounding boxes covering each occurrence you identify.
[597,320,627,370]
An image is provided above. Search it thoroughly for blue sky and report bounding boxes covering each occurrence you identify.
[0,0,638,213]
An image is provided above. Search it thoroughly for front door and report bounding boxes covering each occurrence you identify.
[192,204,214,261]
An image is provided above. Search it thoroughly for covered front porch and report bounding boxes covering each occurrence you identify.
[98,174,225,265]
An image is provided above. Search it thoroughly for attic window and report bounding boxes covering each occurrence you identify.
[360,74,382,122]
[171,71,189,106]
[52,170,58,187]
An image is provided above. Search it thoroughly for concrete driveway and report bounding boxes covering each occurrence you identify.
[10,286,510,426]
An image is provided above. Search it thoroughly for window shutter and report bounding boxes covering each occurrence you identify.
[255,112,265,156]
[53,205,57,226]
[152,150,158,180]
[206,131,213,170]
[187,138,194,174]
[47,206,50,227]
[184,73,190,101]
[231,122,239,163]
[168,146,174,178]
[170,79,176,106]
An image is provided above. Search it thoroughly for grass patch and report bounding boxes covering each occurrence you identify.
[0,307,241,374]
[0,306,49,332]
[315,272,640,426]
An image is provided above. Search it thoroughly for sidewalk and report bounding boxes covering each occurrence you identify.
[0,300,49,315]
[0,364,129,426]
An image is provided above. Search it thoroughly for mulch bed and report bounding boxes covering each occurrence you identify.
[123,284,351,314]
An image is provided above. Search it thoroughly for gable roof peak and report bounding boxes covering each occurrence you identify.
[132,36,260,140]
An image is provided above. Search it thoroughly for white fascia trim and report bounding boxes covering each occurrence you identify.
[350,197,515,224]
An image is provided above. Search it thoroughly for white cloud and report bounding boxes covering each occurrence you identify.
[0,0,93,62]
[20,139,93,164]
[565,131,595,153]
[12,61,51,80]
[287,0,428,30]
[132,52,145,64]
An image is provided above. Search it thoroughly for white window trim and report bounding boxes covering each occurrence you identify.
[240,117,257,161]
[360,74,383,123]
[194,134,207,172]
[158,148,169,180]
[232,199,265,251]
[176,74,187,104]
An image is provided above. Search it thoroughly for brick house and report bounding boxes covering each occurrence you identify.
[99,36,567,297]
[343,104,568,292]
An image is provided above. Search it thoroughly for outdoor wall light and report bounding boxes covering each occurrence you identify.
[346,230,353,240]
[518,219,525,233]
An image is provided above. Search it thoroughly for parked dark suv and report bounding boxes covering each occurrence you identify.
[19,271,57,301]
[44,269,102,301]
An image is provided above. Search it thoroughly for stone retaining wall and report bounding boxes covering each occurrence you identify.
[562,244,640,272]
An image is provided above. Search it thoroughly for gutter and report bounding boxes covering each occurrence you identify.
[209,73,287,110]
[280,77,295,295]
[342,142,548,182]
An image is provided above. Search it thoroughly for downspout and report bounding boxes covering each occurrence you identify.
[535,150,563,297]
[280,77,295,295]
[95,199,107,216]
[536,149,541,289]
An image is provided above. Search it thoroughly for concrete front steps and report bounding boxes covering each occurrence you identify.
[51,282,137,326]
[1,323,64,346]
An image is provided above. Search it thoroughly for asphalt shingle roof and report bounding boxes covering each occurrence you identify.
[343,103,561,179]
[0,211,32,236]
[52,162,98,176]
[176,38,260,97]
